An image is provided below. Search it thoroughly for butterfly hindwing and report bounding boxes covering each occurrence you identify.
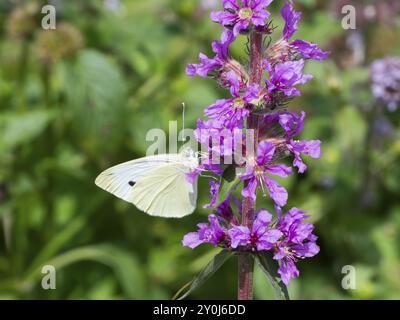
[131,163,197,218]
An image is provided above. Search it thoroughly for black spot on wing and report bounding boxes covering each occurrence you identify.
[128,181,135,187]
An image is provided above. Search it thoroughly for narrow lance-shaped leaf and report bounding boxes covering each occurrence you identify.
[174,249,233,300]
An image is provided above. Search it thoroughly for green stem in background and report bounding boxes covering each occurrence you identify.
[16,41,30,111]
[238,30,263,300]
[41,62,56,240]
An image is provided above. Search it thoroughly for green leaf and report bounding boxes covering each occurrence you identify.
[256,253,290,300]
[33,244,146,299]
[62,50,128,149]
[0,110,55,151]
[175,249,233,300]
[216,165,240,205]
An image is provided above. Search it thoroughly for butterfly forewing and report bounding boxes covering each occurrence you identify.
[94,154,181,203]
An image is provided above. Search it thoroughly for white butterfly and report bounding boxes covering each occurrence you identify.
[95,148,199,218]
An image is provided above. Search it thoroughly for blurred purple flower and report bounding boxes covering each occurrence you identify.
[103,0,120,12]
[201,0,220,11]
[370,57,400,111]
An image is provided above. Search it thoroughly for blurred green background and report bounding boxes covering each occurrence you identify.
[0,0,400,299]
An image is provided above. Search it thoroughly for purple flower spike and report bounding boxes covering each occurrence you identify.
[183,0,324,290]
[211,0,273,37]
[228,209,282,250]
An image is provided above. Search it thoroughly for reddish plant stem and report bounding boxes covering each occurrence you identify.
[238,31,263,300]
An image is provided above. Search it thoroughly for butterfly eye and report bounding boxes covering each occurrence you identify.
[128,181,135,187]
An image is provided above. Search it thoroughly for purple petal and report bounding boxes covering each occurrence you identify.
[293,152,307,173]
[241,177,257,203]
[281,87,301,96]
[228,225,251,248]
[233,19,250,37]
[182,232,204,249]
[227,71,240,97]
[252,0,273,11]
[243,84,260,103]
[203,180,220,208]
[292,242,320,258]
[221,28,236,43]
[256,140,276,165]
[210,11,238,24]
[223,0,240,11]
[263,176,288,207]
[204,99,233,118]
[301,140,321,158]
[278,259,299,285]
[251,10,270,26]
[265,164,292,177]
[256,229,283,250]
[196,53,222,77]
[281,1,301,40]
[278,111,306,138]
[290,140,321,173]
[217,193,235,221]
[291,39,330,61]
[290,222,314,244]
[186,64,197,76]
[252,209,273,235]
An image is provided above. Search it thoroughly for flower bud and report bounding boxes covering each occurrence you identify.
[34,23,84,64]
[6,3,39,40]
